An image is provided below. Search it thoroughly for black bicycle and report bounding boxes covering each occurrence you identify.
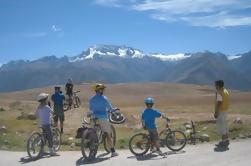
[26,127,61,160]
[129,117,187,156]
[76,109,126,160]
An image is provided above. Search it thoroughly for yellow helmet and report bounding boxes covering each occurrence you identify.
[92,83,106,91]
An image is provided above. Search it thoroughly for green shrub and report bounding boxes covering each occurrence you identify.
[0,108,6,112]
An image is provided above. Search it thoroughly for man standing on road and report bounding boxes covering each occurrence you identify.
[214,80,230,148]
[51,86,65,134]
[88,83,118,157]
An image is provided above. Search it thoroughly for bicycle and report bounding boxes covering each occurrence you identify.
[129,117,187,156]
[63,90,81,111]
[26,126,61,160]
[78,113,117,160]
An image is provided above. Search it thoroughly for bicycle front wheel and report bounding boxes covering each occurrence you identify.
[52,128,61,152]
[103,125,116,153]
[129,133,150,156]
[165,130,187,151]
[27,132,44,160]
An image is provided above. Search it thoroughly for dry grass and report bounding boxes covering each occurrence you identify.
[0,82,251,150]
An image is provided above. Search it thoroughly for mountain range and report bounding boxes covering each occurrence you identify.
[0,44,251,92]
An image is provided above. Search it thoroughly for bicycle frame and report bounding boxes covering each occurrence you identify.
[83,117,104,145]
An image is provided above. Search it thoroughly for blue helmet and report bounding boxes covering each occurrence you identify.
[144,97,154,105]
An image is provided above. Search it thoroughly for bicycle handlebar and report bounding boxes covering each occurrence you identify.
[162,116,171,123]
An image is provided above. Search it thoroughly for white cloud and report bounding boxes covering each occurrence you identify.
[51,25,62,32]
[94,0,251,28]
[181,12,251,27]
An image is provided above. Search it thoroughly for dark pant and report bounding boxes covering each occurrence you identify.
[42,125,53,148]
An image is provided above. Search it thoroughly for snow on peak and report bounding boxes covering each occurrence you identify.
[118,48,127,57]
[151,53,191,61]
[227,55,242,60]
[69,57,84,62]
[132,50,145,58]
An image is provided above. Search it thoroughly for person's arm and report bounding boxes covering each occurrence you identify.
[214,92,223,118]
[104,96,114,112]
[35,107,39,118]
[141,113,146,129]
[51,94,54,102]
[87,98,93,117]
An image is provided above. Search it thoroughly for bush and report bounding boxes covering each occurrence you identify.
[0,108,6,112]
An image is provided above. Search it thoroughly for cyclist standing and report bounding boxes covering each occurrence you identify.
[141,97,167,155]
[35,93,57,156]
[65,78,74,107]
[51,86,65,134]
[88,83,118,157]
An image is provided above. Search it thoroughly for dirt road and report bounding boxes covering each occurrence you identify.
[1,139,251,166]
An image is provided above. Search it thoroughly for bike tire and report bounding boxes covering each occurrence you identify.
[165,130,187,151]
[27,132,44,160]
[129,133,150,156]
[103,125,116,153]
[75,96,81,108]
[52,128,61,152]
[81,129,98,160]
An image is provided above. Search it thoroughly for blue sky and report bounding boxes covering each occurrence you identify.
[1,0,251,64]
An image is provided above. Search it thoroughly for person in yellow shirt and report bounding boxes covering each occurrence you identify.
[214,80,230,148]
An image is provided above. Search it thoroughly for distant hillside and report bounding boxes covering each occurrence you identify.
[0,45,250,92]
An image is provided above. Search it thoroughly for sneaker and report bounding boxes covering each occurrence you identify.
[156,150,164,156]
[215,140,229,147]
[111,152,119,157]
[150,147,157,153]
[49,148,58,156]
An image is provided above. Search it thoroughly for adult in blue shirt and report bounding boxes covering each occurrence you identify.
[141,97,167,155]
[51,86,65,134]
[88,83,118,157]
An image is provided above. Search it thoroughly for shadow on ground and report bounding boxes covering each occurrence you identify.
[127,150,186,161]
[76,152,110,165]
[214,146,229,152]
[19,152,60,164]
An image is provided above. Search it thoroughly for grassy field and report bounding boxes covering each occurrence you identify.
[0,82,251,151]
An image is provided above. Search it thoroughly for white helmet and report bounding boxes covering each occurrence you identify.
[37,93,49,101]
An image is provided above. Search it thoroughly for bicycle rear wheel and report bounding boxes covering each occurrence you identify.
[165,130,187,151]
[27,132,44,160]
[129,133,150,156]
[81,129,98,160]
[103,125,116,153]
[52,128,61,152]
[74,96,81,108]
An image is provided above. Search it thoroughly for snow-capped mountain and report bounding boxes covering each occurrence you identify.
[69,45,189,62]
[0,45,251,92]
[70,45,145,62]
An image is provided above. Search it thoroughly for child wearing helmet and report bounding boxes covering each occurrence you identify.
[35,93,58,156]
[141,97,167,155]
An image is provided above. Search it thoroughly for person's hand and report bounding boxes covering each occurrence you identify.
[214,113,218,119]
[113,107,120,112]
[87,112,92,118]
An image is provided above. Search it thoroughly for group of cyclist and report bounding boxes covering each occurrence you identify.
[35,79,230,157]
